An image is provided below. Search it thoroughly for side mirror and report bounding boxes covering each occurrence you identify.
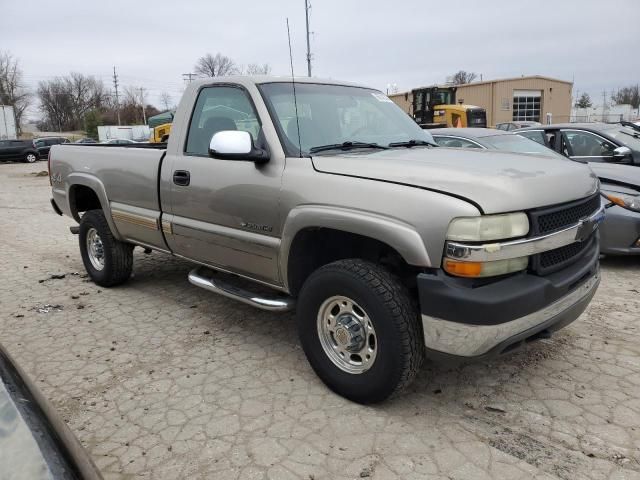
[613,146,632,160]
[208,130,269,163]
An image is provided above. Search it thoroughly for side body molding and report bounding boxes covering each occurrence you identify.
[65,173,122,240]
[279,205,432,290]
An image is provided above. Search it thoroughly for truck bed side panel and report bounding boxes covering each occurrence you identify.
[51,145,168,250]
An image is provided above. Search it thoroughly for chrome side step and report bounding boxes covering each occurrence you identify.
[188,268,295,312]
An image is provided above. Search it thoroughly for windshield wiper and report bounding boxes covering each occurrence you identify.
[388,139,437,148]
[309,141,388,154]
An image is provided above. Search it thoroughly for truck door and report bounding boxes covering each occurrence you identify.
[162,85,284,285]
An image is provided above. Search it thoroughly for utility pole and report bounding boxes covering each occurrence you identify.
[138,87,147,124]
[602,90,607,122]
[113,66,121,126]
[182,73,196,84]
[305,0,312,77]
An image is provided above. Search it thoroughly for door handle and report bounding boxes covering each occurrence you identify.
[173,170,190,186]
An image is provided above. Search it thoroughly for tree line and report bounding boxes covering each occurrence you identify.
[0,50,272,137]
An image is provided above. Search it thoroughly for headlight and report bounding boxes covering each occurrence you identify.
[447,212,529,241]
[602,191,640,213]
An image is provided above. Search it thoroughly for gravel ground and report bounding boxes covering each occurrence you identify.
[1,161,639,480]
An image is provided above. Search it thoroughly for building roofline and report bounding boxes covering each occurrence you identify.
[389,75,573,97]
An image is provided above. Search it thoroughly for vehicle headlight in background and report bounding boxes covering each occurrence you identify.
[602,191,640,213]
[446,212,529,242]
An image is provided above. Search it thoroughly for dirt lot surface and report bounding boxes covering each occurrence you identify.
[1,161,640,480]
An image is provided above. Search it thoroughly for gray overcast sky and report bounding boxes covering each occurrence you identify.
[1,0,638,119]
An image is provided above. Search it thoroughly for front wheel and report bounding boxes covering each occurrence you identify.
[297,259,424,403]
[24,152,37,163]
[79,210,133,287]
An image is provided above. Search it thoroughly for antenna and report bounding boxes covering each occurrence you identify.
[286,18,303,158]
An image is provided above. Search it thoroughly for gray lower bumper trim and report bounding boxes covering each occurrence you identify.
[422,271,600,357]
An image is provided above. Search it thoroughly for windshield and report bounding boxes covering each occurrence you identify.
[482,134,562,158]
[603,127,640,151]
[259,82,434,155]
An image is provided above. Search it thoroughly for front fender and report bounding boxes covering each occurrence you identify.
[279,205,432,290]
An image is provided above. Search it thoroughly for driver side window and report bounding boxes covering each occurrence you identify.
[185,86,261,156]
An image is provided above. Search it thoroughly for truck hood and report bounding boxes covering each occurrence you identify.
[588,162,640,190]
[311,148,598,214]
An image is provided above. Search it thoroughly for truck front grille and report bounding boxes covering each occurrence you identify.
[533,194,601,235]
[529,194,600,275]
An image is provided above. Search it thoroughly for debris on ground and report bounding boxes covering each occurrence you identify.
[33,304,64,314]
[39,273,66,283]
[484,406,507,414]
[31,171,49,177]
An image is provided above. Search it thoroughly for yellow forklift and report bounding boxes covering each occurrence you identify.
[411,86,487,129]
[147,111,174,143]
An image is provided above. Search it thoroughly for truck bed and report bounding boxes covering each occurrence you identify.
[50,143,169,250]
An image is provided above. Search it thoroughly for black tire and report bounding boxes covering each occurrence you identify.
[24,152,38,163]
[79,210,133,287]
[297,259,424,404]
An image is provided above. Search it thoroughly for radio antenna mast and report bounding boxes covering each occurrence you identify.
[287,18,303,158]
[305,0,312,77]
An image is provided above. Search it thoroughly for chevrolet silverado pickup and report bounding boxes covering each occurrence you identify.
[49,76,603,403]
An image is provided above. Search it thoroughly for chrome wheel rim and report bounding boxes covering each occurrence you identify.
[86,228,105,271]
[26,153,36,163]
[317,296,377,374]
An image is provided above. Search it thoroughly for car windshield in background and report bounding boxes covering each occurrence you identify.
[603,127,640,151]
[482,134,561,158]
[259,82,434,156]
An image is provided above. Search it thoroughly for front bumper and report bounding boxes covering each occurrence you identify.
[419,240,600,359]
[600,204,640,255]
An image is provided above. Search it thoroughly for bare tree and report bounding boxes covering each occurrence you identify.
[37,73,106,131]
[194,53,237,77]
[451,70,478,85]
[612,85,640,109]
[244,63,272,75]
[0,51,32,135]
[159,91,173,111]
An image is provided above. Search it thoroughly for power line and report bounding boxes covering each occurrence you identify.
[113,66,121,126]
[182,73,197,84]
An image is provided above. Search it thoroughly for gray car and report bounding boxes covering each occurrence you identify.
[516,123,640,165]
[432,128,640,255]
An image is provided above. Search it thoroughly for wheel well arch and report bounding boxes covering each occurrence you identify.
[286,227,422,297]
[69,184,102,221]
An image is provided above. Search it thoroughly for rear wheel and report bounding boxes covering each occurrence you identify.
[297,259,424,403]
[79,210,133,287]
[24,152,37,163]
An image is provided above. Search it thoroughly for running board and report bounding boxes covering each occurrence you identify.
[188,268,295,312]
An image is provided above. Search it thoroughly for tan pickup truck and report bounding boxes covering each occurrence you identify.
[49,76,603,403]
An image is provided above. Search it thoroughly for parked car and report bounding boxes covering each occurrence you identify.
[34,136,70,159]
[75,137,98,144]
[0,342,103,479]
[432,128,640,255]
[102,138,139,144]
[495,121,541,131]
[0,138,40,162]
[432,127,559,156]
[516,123,640,165]
[49,76,602,403]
